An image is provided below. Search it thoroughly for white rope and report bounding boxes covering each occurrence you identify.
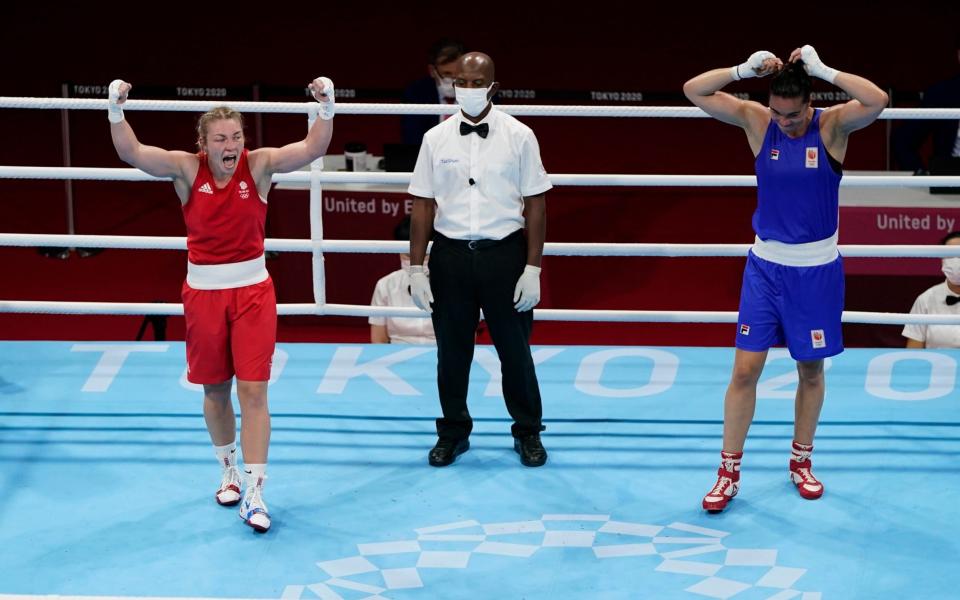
[0,233,188,251]
[1,166,958,188]
[0,98,315,114]
[2,97,959,119]
[0,301,184,316]
[540,174,960,188]
[0,300,954,325]
[0,166,166,181]
[8,234,960,258]
[4,96,957,330]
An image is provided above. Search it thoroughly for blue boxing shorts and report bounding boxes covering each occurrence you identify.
[735,251,844,361]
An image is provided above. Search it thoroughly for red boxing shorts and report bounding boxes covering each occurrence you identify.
[181,278,277,384]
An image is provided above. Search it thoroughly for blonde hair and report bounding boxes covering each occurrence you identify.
[196,106,244,149]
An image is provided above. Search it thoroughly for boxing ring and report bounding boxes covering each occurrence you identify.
[1,97,959,599]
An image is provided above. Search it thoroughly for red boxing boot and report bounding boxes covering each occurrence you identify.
[790,441,824,500]
[702,451,742,512]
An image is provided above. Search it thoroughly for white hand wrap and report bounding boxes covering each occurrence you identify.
[408,265,434,313]
[731,50,775,80]
[107,79,125,124]
[513,265,542,312]
[312,76,336,120]
[799,45,838,84]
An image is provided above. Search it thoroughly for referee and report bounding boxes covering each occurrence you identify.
[408,51,552,468]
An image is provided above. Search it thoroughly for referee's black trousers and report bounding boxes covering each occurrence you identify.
[429,231,543,440]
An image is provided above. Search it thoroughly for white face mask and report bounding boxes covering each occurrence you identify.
[455,85,492,117]
[437,77,455,100]
[942,257,960,285]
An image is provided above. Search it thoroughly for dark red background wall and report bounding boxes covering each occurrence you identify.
[2,4,957,345]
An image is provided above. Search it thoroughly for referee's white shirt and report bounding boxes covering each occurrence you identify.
[903,280,960,348]
[408,106,553,240]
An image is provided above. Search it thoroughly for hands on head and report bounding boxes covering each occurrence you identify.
[791,45,838,83]
[733,51,782,80]
[733,45,835,83]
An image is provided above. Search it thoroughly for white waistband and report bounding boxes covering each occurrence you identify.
[750,230,839,267]
[186,255,269,290]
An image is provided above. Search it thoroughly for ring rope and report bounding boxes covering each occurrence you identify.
[1,97,959,119]
[1,166,958,189]
[5,233,960,258]
[3,98,956,328]
[0,300,955,326]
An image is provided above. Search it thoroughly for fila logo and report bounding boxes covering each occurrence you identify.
[198,182,214,194]
[810,329,826,349]
[739,324,750,336]
[769,149,780,160]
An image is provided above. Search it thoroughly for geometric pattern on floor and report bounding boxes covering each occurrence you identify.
[282,515,820,600]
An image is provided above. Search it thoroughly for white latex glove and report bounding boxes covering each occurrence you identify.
[308,76,336,120]
[730,51,781,80]
[409,265,434,313]
[793,45,838,84]
[513,265,542,312]
[107,79,130,123]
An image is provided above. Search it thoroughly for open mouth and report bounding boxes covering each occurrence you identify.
[222,154,237,168]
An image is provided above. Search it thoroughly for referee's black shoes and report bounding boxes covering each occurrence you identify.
[428,437,470,467]
[514,433,548,467]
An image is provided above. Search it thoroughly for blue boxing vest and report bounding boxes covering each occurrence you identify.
[753,109,842,244]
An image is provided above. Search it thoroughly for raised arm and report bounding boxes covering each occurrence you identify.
[108,80,194,181]
[249,77,335,178]
[683,51,780,130]
[793,46,889,135]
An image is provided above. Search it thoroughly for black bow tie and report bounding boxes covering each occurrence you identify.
[947,295,960,306]
[460,121,489,138]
